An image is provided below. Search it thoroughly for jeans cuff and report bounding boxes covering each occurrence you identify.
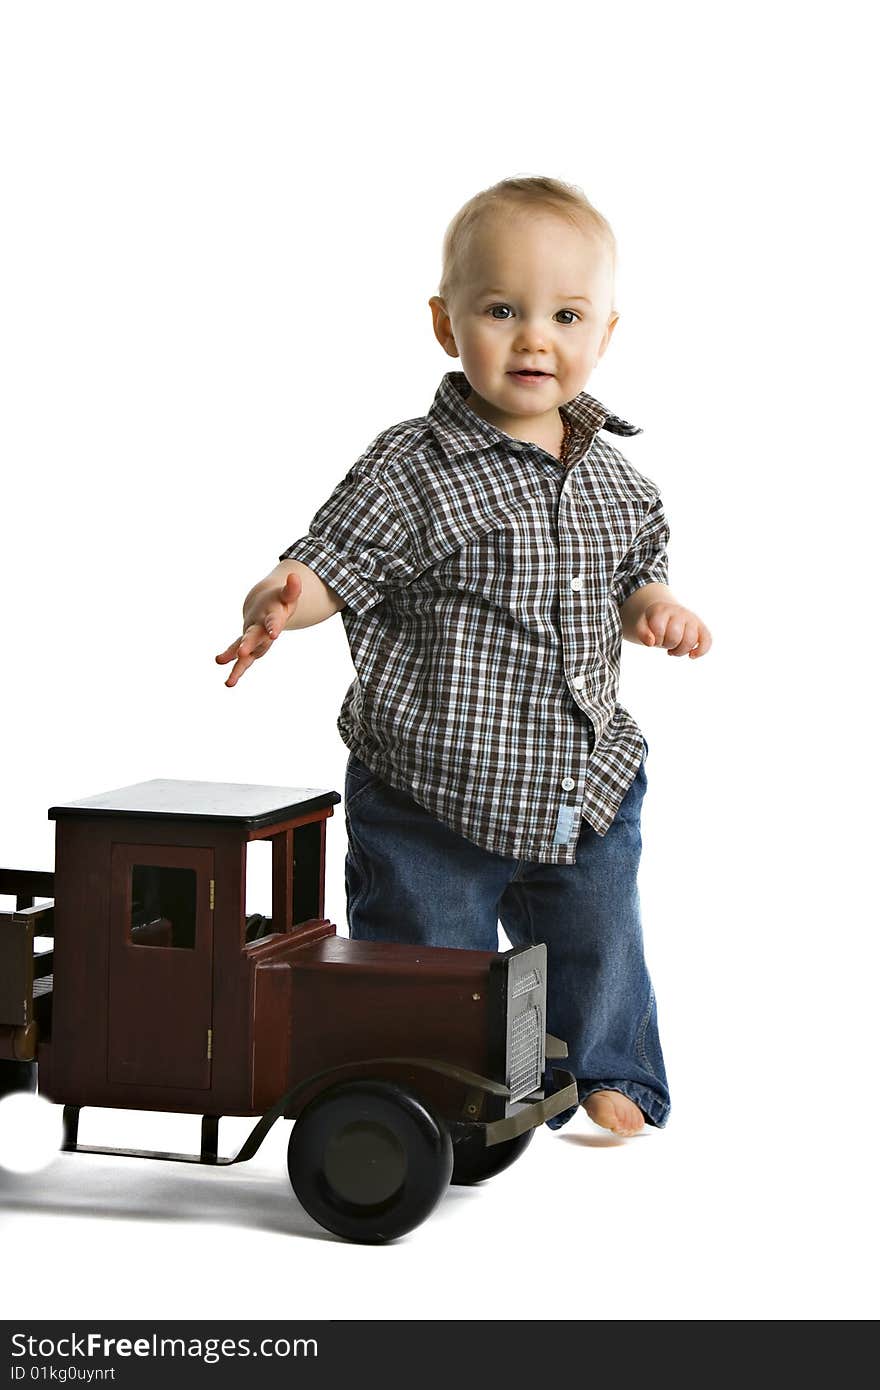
[544,1079,670,1131]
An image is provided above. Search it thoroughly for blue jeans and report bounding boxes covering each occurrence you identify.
[343,748,670,1129]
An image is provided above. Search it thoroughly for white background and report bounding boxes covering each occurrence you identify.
[1,0,877,1322]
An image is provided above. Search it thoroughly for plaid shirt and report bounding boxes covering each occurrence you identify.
[280,370,669,864]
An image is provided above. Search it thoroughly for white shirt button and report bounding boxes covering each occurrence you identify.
[509,441,524,452]
[561,777,575,791]
[570,576,583,591]
[571,675,585,690]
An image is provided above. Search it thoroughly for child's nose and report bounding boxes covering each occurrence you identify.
[512,318,549,350]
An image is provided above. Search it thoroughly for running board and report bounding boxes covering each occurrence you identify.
[61,1107,233,1165]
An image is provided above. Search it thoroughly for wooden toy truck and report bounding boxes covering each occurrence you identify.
[0,778,576,1241]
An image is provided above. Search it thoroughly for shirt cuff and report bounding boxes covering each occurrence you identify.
[615,561,669,608]
[278,537,383,615]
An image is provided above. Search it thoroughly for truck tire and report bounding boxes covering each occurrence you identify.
[449,1122,534,1185]
[0,1061,37,1100]
[287,1079,453,1243]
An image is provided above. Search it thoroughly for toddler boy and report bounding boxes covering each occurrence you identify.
[217,176,711,1137]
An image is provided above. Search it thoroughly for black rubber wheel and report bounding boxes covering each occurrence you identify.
[450,1121,534,1185]
[287,1080,453,1243]
[0,1060,37,1100]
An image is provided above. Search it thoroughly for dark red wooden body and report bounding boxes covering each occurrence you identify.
[24,780,510,1124]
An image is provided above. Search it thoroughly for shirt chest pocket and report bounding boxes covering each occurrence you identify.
[423,491,557,605]
[563,487,642,581]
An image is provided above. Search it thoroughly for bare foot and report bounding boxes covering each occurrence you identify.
[583,1090,645,1137]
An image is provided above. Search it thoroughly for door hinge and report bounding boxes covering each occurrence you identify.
[206,1028,213,1060]
[209,879,215,910]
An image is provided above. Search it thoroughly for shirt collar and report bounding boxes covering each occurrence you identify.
[427,370,642,464]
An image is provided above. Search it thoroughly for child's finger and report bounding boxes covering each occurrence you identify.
[216,634,257,665]
[667,619,699,656]
[281,570,302,603]
[661,616,688,652]
[688,625,713,658]
[266,577,302,635]
[636,614,659,646]
[224,651,255,688]
[240,623,272,659]
[218,624,274,685]
[215,641,240,665]
[262,605,286,640]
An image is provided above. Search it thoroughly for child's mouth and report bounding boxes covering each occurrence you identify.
[510,370,550,381]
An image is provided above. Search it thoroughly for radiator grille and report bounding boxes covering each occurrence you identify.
[509,1005,541,1098]
[490,945,547,1106]
[506,946,545,1100]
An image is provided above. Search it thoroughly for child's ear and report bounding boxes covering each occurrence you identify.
[428,296,459,358]
[596,312,620,362]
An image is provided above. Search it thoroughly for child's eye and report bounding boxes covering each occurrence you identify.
[488,304,513,319]
[555,310,580,324]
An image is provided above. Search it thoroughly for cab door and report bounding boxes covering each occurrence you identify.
[107,843,214,1090]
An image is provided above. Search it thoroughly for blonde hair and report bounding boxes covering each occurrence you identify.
[437,175,617,310]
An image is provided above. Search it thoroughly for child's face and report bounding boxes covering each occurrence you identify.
[430,210,619,433]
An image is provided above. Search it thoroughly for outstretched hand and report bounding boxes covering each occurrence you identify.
[635,601,712,658]
[215,570,302,687]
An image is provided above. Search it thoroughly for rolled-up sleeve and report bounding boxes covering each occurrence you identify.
[611,493,670,608]
[279,466,416,615]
